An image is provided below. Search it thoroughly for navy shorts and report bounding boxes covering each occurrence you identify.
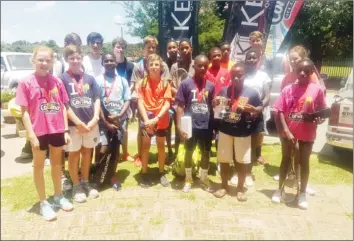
[37,133,65,151]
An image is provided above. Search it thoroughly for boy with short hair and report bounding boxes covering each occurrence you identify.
[60,45,101,203]
[83,32,104,78]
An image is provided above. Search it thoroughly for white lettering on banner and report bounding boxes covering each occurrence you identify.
[191,89,197,101]
[175,1,190,11]
[172,12,191,30]
[245,1,263,7]
[272,1,286,24]
[241,7,265,27]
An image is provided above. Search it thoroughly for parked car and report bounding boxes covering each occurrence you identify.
[326,69,353,152]
[1,52,33,89]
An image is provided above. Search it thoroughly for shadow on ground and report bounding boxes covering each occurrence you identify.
[1,134,18,139]
[318,144,353,173]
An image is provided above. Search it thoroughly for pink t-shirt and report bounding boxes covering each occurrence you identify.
[273,82,327,142]
[16,74,69,137]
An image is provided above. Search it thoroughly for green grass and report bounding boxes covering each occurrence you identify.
[1,124,352,211]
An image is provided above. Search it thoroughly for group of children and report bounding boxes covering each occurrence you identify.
[15,30,327,221]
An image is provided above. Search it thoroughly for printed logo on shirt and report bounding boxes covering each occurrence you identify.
[51,87,59,98]
[288,112,304,122]
[83,83,90,94]
[39,102,60,113]
[220,77,225,84]
[191,103,209,114]
[103,98,123,112]
[224,112,241,123]
[70,97,92,108]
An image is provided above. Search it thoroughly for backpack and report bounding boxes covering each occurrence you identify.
[172,144,201,178]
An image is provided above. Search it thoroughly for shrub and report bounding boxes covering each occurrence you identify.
[1,89,16,104]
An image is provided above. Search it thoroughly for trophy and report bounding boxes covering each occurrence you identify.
[214,97,230,120]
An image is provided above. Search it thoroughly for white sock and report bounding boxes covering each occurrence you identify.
[185,168,192,182]
[200,168,208,182]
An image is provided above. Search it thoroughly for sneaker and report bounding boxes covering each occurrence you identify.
[271,189,283,204]
[297,192,308,210]
[135,156,142,167]
[182,182,192,193]
[200,179,214,193]
[140,174,150,188]
[245,175,254,187]
[53,195,74,211]
[306,186,316,196]
[40,200,57,221]
[160,174,170,187]
[273,174,280,181]
[72,184,87,203]
[112,182,122,191]
[61,176,72,192]
[81,182,99,199]
[231,175,238,185]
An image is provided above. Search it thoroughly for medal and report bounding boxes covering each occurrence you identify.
[194,77,206,103]
[104,74,116,101]
[68,70,84,96]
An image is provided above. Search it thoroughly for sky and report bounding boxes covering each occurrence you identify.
[1,1,142,46]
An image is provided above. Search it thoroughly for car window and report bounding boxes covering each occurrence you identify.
[0,57,7,71]
[6,55,33,70]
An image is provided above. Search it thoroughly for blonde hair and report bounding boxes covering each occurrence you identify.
[289,45,308,59]
[64,44,82,60]
[146,54,163,69]
[249,31,264,40]
[143,35,158,47]
[33,46,54,59]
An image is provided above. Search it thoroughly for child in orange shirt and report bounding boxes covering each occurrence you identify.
[137,54,172,188]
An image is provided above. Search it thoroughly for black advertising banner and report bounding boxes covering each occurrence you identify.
[260,1,276,46]
[158,1,199,60]
[223,1,268,61]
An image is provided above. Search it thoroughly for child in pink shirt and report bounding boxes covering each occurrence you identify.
[16,46,73,221]
[272,59,327,210]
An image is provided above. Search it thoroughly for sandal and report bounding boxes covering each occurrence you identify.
[214,188,227,198]
[236,191,247,202]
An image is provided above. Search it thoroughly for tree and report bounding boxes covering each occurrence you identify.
[288,0,353,70]
[121,1,158,39]
[122,0,225,55]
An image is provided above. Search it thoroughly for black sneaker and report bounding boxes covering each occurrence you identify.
[140,173,150,189]
[160,174,170,187]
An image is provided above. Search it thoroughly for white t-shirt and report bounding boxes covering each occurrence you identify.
[244,70,271,99]
[82,55,104,78]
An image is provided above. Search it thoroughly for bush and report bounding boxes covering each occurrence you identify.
[1,89,16,104]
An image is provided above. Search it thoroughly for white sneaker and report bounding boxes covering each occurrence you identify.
[72,185,87,203]
[273,174,279,181]
[306,186,316,196]
[271,189,282,204]
[230,175,238,185]
[61,176,72,192]
[297,192,308,210]
[245,175,253,187]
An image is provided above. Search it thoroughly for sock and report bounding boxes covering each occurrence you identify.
[185,168,192,182]
[200,168,209,182]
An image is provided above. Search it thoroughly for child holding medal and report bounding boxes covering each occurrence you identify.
[96,52,131,190]
[212,62,263,201]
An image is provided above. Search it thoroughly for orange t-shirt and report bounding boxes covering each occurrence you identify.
[137,78,172,130]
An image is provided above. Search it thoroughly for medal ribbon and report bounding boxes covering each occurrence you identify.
[194,77,206,103]
[231,87,240,112]
[68,70,84,96]
[104,74,116,98]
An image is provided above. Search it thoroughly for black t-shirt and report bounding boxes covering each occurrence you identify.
[217,86,262,137]
[116,57,134,86]
[175,77,215,130]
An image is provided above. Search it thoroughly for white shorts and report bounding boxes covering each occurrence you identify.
[65,125,100,152]
[217,132,251,164]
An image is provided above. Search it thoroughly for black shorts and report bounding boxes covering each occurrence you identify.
[37,133,65,151]
[185,128,213,152]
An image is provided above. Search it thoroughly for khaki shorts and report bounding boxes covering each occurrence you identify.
[217,132,251,164]
[65,125,100,152]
